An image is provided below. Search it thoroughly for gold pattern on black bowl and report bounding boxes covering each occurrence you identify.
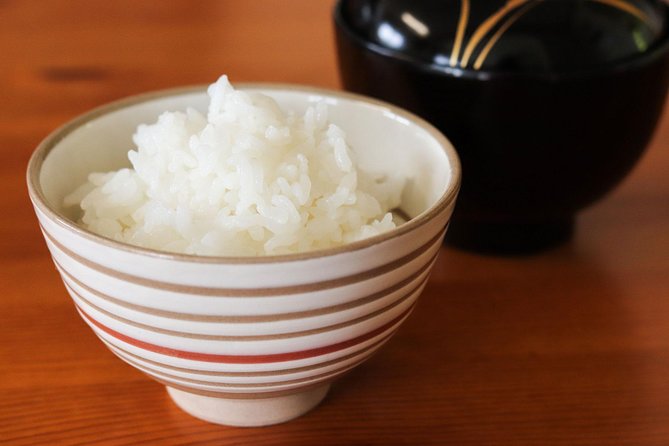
[340,0,665,74]
[456,0,656,70]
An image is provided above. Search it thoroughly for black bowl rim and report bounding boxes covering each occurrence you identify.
[333,0,669,81]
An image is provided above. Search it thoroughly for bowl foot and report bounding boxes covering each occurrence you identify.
[166,384,330,427]
[445,217,574,255]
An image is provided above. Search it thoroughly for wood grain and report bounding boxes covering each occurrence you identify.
[2,1,669,444]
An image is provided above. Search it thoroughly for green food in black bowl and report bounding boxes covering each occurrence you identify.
[334,0,669,254]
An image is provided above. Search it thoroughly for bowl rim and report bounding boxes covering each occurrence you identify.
[333,0,669,81]
[26,83,461,264]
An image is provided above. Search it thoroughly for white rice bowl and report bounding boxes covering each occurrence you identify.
[65,76,405,256]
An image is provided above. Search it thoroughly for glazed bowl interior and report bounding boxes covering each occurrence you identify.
[35,86,456,235]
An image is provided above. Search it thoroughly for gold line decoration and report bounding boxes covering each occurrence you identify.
[589,0,651,25]
[41,222,443,297]
[473,1,541,70]
[101,336,389,377]
[54,252,434,323]
[450,0,471,67]
[68,272,427,341]
[115,346,369,389]
[460,0,531,68]
[157,378,330,400]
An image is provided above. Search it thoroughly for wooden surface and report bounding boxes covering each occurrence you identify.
[2,1,669,444]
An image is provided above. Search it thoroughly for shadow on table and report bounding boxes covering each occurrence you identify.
[327,242,656,445]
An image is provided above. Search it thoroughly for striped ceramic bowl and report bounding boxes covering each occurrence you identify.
[27,85,461,427]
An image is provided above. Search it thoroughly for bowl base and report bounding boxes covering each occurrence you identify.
[445,217,574,255]
[166,384,330,427]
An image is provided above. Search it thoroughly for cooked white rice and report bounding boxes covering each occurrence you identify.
[65,76,404,256]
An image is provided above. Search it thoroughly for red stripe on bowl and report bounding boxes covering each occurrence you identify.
[78,304,415,364]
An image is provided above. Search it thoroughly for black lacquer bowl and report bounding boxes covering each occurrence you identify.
[335,0,669,254]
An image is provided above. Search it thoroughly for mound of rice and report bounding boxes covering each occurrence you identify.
[65,76,404,256]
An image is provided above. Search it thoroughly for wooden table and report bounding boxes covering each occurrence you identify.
[2,1,669,444]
